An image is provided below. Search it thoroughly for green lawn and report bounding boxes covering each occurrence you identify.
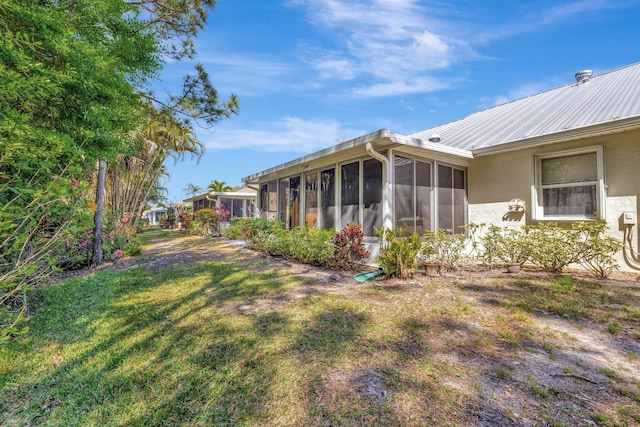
[1,230,639,426]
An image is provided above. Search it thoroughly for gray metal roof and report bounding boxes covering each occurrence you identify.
[410,62,640,152]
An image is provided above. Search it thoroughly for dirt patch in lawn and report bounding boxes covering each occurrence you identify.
[63,229,640,425]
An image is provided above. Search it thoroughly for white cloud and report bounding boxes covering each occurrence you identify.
[353,76,449,98]
[201,117,365,153]
[195,54,300,95]
[312,55,356,80]
[288,0,634,98]
[474,0,636,43]
[288,0,473,96]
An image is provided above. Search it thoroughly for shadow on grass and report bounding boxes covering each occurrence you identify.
[4,240,640,426]
[0,256,308,426]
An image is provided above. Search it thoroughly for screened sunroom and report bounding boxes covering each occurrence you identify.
[244,129,472,260]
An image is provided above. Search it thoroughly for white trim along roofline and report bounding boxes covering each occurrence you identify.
[471,115,640,156]
[242,128,473,185]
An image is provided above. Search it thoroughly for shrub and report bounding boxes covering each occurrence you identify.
[178,213,192,230]
[191,205,230,237]
[573,220,622,279]
[460,222,485,258]
[376,227,422,279]
[244,218,283,252]
[420,228,467,272]
[525,220,621,277]
[480,225,531,268]
[330,223,371,270]
[123,244,142,256]
[526,223,581,273]
[221,218,249,240]
[283,226,334,266]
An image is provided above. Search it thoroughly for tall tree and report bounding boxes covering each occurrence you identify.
[1,0,238,338]
[0,0,155,337]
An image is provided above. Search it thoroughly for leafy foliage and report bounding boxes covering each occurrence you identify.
[223,219,366,269]
[330,223,371,270]
[481,221,621,278]
[189,205,230,237]
[480,226,532,267]
[572,220,622,279]
[208,180,233,192]
[420,229,467,272]
[1,0,237,341]
[376,227,422,279]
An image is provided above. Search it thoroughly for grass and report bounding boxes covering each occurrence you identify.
[1,229,639,426]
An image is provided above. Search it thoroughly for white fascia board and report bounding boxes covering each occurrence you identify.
[391,134,474,158]
[472,115,640,157]
[182,193,212,203]
[209,191,257,199]
[242,129,395,184]
[242,129,474,184]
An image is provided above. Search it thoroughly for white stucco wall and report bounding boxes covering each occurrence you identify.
[468,129,640,273]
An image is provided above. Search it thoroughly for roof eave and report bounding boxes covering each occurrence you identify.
[242,129,394,184]
[472,115,640,156]
[242,128,473,184]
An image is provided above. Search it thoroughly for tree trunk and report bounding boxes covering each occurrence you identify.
[92,159,107,266]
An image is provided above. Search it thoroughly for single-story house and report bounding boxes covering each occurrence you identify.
[183,186,257,220]
[243,63,640,271]
[141,207,167,226]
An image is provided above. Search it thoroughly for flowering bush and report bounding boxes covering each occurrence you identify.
[56,212,142,269]
[189,205,230,237]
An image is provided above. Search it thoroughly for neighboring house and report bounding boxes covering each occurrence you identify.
[183,186,257,220]
[141,207,167,225]
[243,63,640,271]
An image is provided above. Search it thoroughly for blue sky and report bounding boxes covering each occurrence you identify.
[157,0,640,202]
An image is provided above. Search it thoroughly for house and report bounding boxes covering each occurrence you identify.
[183,186,257,220]
[243,63,640,271]
[141,207,167,226]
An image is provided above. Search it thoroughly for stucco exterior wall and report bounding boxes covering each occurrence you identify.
[468,128,640,272]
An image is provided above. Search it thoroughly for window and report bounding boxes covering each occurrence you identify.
[341,161,360,229]
[278,176,300,228]
[319,168,336,230]
[362,158,382,237]
[534,147,604,219]
[437,164,466,234]
[260,181,277,219]
[394,156,432,234]
[304,171,318,227]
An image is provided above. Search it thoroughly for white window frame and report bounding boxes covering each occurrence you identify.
[531,146,605,221]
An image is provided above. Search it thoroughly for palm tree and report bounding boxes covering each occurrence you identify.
[208,180,232,192]
[104,108,205,228]
[183,183,203,198]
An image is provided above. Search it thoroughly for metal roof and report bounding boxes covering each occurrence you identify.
[243,63,640,183]
[410,62,640,152]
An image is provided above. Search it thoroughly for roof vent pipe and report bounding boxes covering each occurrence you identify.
[575,69,592,83]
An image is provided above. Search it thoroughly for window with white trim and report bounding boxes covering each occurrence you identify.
[533,147,605,219]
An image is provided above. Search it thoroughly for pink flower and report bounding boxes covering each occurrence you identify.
[115,249,124,258]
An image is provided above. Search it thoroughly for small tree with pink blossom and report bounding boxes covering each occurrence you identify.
[191,204,230,237]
